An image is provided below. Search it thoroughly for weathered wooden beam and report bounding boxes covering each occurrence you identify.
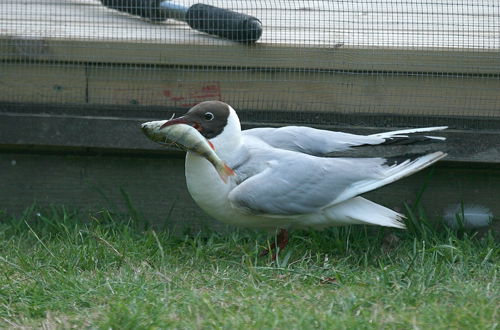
[0,104,499,163]
[1,62,499,117]
[2,37,499,74]
[0,63,87,104]
[2,0,499,58]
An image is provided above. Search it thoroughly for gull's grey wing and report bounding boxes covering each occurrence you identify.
[242,126,447,156]
[227,148,446,217]
[242,127,382,155]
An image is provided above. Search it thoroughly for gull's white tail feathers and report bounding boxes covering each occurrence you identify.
[332,151,447,205]
[325,196,406,229]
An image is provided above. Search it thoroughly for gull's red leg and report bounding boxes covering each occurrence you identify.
[271,228,289,260]
[276,228,289,250]
[259,228,289,260]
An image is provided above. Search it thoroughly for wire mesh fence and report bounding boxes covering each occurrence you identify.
[1,0,499,126]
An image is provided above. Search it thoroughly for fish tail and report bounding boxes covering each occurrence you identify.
[216,163,235,183]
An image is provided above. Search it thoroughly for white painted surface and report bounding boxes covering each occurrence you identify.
[1,0,499,48]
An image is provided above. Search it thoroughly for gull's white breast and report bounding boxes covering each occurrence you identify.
[185,151,258,227]
[184,150,308,230]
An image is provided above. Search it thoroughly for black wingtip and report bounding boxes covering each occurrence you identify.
[383,152,428,167]
[380,135,441,146]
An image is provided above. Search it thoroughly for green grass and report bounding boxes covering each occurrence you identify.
[0,206,498,329]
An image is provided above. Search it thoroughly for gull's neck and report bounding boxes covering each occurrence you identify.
[208,105,242,161]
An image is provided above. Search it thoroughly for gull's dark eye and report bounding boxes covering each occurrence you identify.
[204,112,214,121]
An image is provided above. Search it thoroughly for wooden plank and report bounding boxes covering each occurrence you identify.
[0,110,499,163]
[0,151,498,231]
[2,37,500,74]
[0,63,87,104]
[1,0,499,74]
[2,61,498,118]
[0,112,152,151]
[87,65,500,116]
[3,62,498,116]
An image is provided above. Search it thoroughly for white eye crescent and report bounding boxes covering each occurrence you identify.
[204,112,214,121]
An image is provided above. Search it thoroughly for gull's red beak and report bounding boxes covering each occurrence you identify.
[160,117,191,129]
[160,116,203,132]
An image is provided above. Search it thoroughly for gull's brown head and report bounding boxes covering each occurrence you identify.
[160,101,230,139]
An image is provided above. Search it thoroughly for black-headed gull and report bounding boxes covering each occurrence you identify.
[143,101,447,257]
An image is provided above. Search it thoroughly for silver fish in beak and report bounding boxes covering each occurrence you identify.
[141,119,235,184]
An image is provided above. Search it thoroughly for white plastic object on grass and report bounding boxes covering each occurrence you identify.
[443,204,493,229]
